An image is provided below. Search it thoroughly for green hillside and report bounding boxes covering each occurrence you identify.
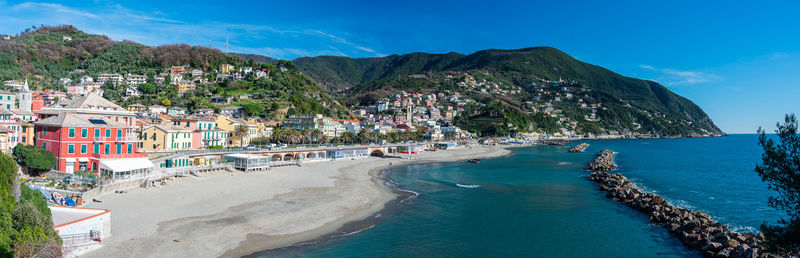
[0,25,351,119]
[293,47,723,137]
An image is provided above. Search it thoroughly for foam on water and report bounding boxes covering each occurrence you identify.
[456,184,480,189]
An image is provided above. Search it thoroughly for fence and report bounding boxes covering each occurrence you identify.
[60,232,96,246]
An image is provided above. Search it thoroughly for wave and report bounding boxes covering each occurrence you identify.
[728,224,759,234]
[456,184,480,189]
[557,162,571,165]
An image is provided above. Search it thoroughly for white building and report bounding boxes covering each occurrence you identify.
[0,90,15,110]
[79,76,94,84]
[191,69,203,78]
[125,87,141,97]
[50,205,111,256]
[2,80,25,90]
[97,73,124,85]
[125,74,147,85]
[148,105,167,115]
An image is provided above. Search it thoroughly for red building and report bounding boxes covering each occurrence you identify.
[170,65,186,74]
[34,113,153,180]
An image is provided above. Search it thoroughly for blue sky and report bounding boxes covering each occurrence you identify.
[1,0,799,133]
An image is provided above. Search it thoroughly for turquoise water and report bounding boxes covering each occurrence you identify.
[260,134,780,257]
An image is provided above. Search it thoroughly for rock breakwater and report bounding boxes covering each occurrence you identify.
[569,143,589,153]
[587,150,617,171]
[588,171,783,258]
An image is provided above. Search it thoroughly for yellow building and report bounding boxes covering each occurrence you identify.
[20,123,34,146]
[138,124,194,151]
[220,64,235,74]
[177,81,196,93]
[216,115,258,146]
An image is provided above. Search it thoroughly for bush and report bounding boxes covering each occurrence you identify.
[11,203,44,232]
[12,145,56,176]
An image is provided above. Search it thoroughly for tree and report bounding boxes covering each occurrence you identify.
[138,83,157,94]
[161,98,171,106]
[240,102,265,117]
[756,114,800,253]
[234,125,249,147]
[12,145,56,176]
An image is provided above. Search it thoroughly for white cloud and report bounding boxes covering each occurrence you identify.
[639,64,717,85]
[0,2,382,59]
[13,2,98,18]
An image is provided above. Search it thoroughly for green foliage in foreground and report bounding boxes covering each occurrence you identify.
[0,154,61,257]
[12,145,56,176]
[756,114,800,253]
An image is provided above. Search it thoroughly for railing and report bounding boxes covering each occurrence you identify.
[93,136,109,142]
[149,142,435,165]
[117,135,137,142]
[61,233,97,246]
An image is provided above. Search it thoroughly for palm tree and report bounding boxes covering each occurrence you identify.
[310,129,323,144]
[234,125,249,147]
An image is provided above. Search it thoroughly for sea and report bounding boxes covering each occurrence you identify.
[257,134,782,257]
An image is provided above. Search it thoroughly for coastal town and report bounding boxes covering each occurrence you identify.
[0,63,528,256]
[0,12,797,257]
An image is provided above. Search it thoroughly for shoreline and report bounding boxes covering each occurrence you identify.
[82,144,512,258]
[245,146,517,257]
[228,145,515,257]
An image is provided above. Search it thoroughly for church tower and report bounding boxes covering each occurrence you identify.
[18,78,32,112]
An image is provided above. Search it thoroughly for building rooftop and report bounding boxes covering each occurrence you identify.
[34,113,128,128]
[49,206,110,228]
[38,93,133,116]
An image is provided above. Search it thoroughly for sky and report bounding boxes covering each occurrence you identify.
[1,0,799,133]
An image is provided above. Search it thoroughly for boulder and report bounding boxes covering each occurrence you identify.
[703,242,723,252]
[715,247,734,258]
[744,248,758,258]
[724,239,740,249]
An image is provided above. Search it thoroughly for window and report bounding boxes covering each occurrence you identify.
[68,144,74,154]
[68,128,75,138]
[116,144,121,154]
[117,129,122,138]
[94,129,100,138]
[94,144,99,154]
[127,143,132,154]
[81,128,87,137]
[42,142,46,150]
[105,129,110,137]
[104,144,110,154]
[81,144,87,154]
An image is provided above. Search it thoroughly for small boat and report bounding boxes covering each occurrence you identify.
[466,159,480,163]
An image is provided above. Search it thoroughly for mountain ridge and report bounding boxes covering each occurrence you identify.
[288,47,724,136]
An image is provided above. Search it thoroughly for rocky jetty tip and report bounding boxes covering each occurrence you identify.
[588,171,785,258]
[586,149,617,171]
[568,143,590,153]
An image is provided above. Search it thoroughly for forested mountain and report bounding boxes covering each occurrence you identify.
[0,25,351,119]
[229,53,277,64]
[292,47,724,137]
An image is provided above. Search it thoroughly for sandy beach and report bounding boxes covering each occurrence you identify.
[82,145,511,258]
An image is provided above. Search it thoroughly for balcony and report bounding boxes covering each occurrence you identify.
[93,136,138,142]
[117,135,138,142]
